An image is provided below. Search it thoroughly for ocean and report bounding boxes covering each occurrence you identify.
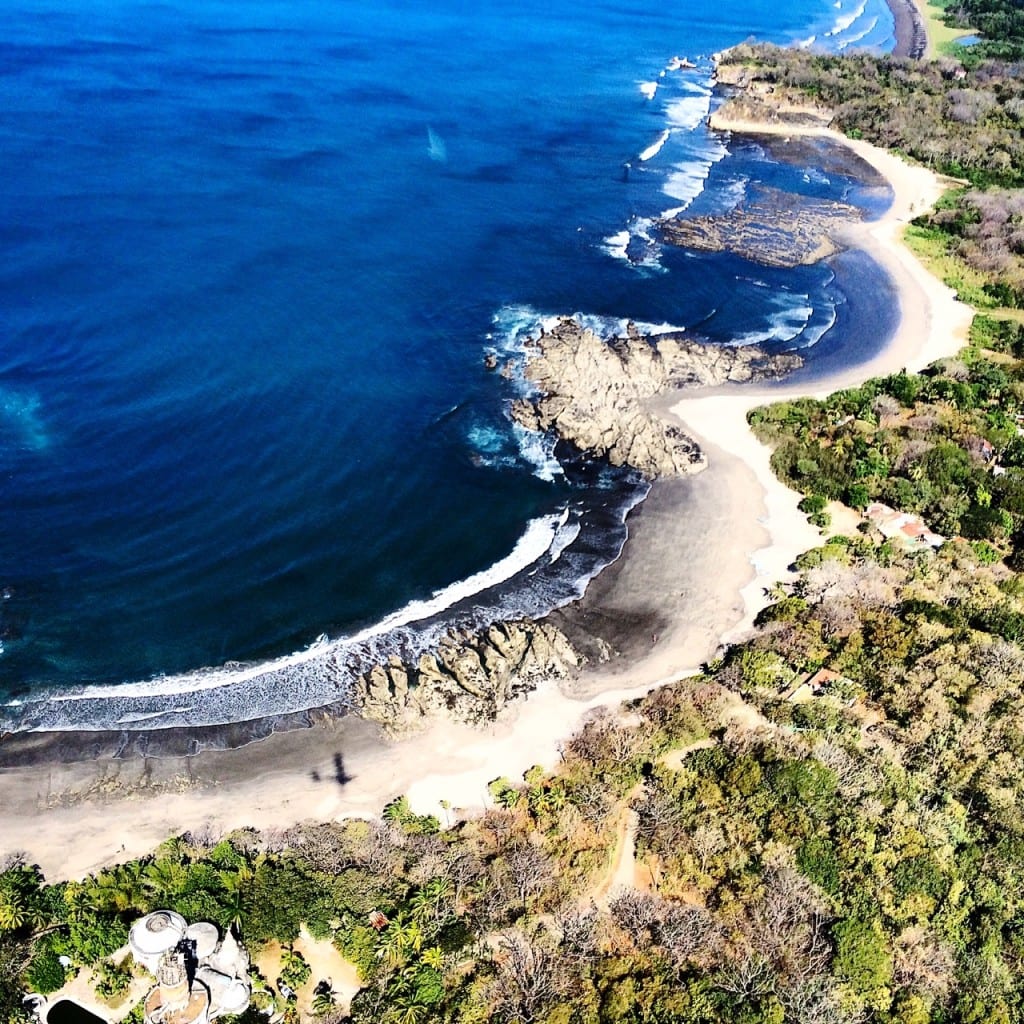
[0,0,897,733]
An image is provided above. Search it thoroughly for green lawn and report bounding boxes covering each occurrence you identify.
[918,0,979,57]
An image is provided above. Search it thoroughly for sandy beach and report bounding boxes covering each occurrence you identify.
[0,118,973,883]
[671,114,974,641]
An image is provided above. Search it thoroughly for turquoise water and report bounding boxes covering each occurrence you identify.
[0,0,895,731]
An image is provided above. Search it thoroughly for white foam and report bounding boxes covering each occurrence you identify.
[632,319,688,336]
[838,15,878,48]
[827,0,867,36]
[665,91,712,132]
[602,229,632,263]
[562,312,688,340]
[512,422,563,482]
[37,511,570,705]
[639,81,658,100]
[662,157,716,205]
[601,218,666,270]
[547,521,581,565]
[790,305,838,350]
[116,708,195,725]
[468,422,501,451]
[491,304,544,351]
[729,295,815,347]
[638,129,671,162]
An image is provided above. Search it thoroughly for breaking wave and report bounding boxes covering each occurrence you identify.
[2,465,648,734]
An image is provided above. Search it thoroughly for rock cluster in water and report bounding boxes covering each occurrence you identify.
[511,318,801,478]
[659,185,861,268]
[351,320,799,732]
[351,620,583,732]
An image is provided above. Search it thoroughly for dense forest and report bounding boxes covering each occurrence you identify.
[5,537,1024,1023]
[939,0,1024,62]
[9,338,1024,1021]
[750,315,1024,566]
[716,44,1024,186]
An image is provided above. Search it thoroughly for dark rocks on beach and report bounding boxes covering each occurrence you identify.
[889,0,928,59]
[511,317,801,479]
[351,620,583,733]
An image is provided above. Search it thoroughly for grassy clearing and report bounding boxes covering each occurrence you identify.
[903,221,997,308]
[918,0,979,57]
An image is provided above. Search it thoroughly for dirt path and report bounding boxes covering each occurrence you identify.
[293,927,361,1017]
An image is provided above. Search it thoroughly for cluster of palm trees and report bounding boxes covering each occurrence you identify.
[0,864,49,935]
[65,843,261,934]
[360,876,456,1024]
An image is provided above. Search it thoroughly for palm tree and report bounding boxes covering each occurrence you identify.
[156,835,190,862]
[388,994,428,1024]
[494,787,519,810]
[0,891,26,932]
[311,986,336,1017]
[143,858,186,903]
[409,877,452,927]
[64,881,100,923]
[398,920,424,954]
[96,863,147,913]
[217,861,254,931]
[421,946,444,971]
[383,796,412,826]
[24,897,52,934]
[375,927,406,972]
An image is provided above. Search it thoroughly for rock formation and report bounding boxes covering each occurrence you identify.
[351,620,583,732]
[659,185,862,268]
[511,318,801,478]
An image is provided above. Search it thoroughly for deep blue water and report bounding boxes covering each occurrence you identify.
[0,0,895,731]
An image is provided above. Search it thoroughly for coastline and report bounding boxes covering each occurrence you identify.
[0,119,972,884]
[672,113,972,642]
[888,0,929,57]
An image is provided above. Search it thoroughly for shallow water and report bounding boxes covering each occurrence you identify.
[0,0,895,730]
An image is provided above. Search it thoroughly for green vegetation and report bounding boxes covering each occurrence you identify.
[920,0,979,58]
[717,45,1024,311]
[749,322,1024,560]
[719,44,1024,187]
[938,0,1024,62]
[5,521,1024,1024]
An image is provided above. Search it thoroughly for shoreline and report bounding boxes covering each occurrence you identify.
[673,113,972,641]
[0,118,972,884]
[888,0,928,58]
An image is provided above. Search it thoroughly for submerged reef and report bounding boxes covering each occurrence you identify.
[659,185,862,268]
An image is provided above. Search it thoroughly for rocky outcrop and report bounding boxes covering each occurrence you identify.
[709,60,834,130]
[659,185,861,268]
[511,318,801,478]
[351,620,583,732]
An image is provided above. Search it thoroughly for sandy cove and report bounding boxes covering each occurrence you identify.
[671,114,975,645]
[0,123,973,883]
